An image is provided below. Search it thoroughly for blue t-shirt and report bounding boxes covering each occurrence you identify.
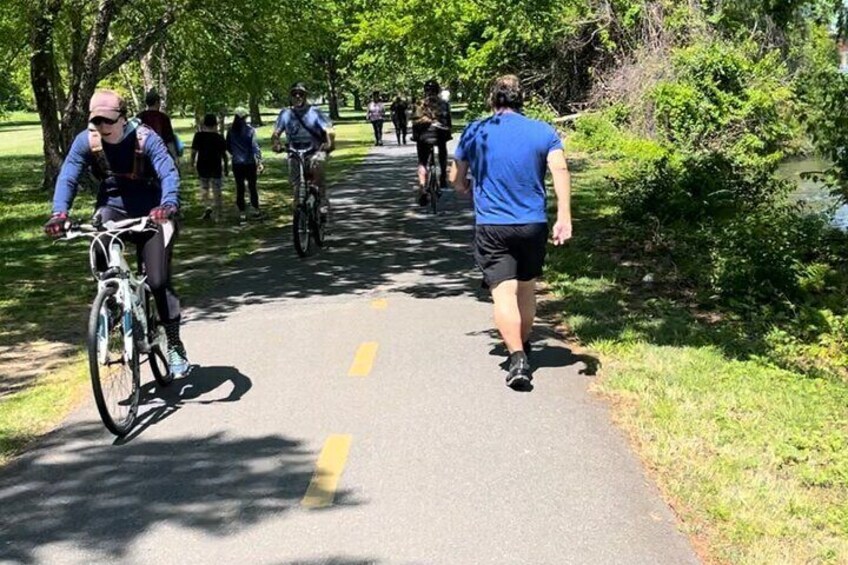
[52,121,180,216]
[454,111,563,225]
[274,106,332,148]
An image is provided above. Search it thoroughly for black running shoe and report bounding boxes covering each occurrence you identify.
[506,351,532,390]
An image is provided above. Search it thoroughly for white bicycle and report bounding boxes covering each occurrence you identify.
[63,216,173,436]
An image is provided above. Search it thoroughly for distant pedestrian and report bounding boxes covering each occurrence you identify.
[137,90,179,164]
[390,94,409,145]
[451,75,573,390]
[191,113,228,222]
[226,107,264,222]
[366,91,385,146]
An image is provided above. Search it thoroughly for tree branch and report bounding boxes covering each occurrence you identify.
[97,6,178,80]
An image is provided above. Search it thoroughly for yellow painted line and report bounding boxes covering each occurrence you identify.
[371,298,388,310]
[348,342,379,377]
[301,434,353,509]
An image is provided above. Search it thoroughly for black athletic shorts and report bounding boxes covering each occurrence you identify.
[474,222,548,288]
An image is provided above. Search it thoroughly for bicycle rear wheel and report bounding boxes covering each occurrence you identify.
[88,285,140,436]
[428,165,439,214]
[312,189,327,248]
[145,287,172,387]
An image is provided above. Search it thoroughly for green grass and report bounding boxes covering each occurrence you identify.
[0,111,373,464]
[546,155,848,563]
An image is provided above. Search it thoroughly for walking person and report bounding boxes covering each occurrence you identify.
[226,107,264,222]
[366,91,386,146]
[451,75,572,390]
[137,90,179,164]
[191,113,228,222]
[390,93,409,145]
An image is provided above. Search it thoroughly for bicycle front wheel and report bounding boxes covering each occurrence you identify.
[293,203,312,257]
[88,285,140,436]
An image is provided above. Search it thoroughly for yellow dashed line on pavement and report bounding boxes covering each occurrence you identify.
[302,434,353,509]
[371,298,388,310]
[348,342,379,377]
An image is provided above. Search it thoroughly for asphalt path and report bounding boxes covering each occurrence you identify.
[0,139,699,565]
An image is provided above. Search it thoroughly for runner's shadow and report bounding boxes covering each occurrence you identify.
[115,365,253,444]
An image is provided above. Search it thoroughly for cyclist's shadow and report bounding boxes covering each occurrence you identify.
[114,365,253,445]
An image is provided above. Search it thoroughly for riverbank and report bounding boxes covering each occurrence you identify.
[547,154,848,563]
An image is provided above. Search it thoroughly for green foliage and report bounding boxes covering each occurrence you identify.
[795,25,848,198]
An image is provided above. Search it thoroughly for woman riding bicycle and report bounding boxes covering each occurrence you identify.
[43,90,190,377]
[411,79,452,206]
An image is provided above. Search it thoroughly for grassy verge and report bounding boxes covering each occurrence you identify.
[0,111,373,464]
[546,155,848,563]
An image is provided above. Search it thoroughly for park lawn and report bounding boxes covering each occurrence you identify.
[546,156,848,563]
[0,111,373,465]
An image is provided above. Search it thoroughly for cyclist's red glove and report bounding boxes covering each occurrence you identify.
[149,205,177,223]
[44,212,68,238]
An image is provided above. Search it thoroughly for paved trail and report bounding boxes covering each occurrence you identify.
[0,141,699,564]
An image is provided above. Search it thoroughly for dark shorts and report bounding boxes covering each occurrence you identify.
[474,223,548,288]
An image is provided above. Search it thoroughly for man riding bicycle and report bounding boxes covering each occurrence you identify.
[271,83,336,216]
[412,79,452,205]
[43,89,190,377]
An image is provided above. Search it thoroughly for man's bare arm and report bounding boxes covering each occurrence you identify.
[547,148,572,244]
[450,159,470,193]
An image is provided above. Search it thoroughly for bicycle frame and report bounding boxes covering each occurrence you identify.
[65,217,162,359]
[287,147,318,206]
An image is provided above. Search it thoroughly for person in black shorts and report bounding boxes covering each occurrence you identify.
[451,75,573,390]
[191,113,229,221]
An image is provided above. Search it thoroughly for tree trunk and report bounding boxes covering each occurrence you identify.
[249,92,263,126]
[158,42,169,112]
[120,65,141,113]
[326,58,340,120]
[353,92,362,111]
[141,48,155,94]
[29,2,179,189]
[29,0,64,190]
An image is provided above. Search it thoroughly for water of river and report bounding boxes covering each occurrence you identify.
[777,157,848,230]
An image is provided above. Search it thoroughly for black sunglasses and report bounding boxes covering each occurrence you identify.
[291,91,305,97]
[91,116,118,126]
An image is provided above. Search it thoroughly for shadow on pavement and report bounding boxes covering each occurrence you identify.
[115,365,254,444]
[187,148,482,322]
[0,420,359,564]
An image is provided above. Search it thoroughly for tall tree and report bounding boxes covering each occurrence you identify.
[26,0,187,188]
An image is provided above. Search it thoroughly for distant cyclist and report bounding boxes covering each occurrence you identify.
[44,90,190,377]
[411,79,452,205]
[271,83,336,216]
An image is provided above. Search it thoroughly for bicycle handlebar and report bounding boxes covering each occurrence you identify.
[63,216,156,240]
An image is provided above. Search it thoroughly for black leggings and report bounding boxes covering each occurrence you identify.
[392,117,408,143]
[96,206,180,323]
[233,163,259,211]
[371,120,384,144]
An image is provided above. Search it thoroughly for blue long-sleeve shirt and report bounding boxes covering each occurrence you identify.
[226,125,262,165]
[52,122,180,216]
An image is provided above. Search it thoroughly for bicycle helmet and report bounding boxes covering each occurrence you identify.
[290,82,308,95]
